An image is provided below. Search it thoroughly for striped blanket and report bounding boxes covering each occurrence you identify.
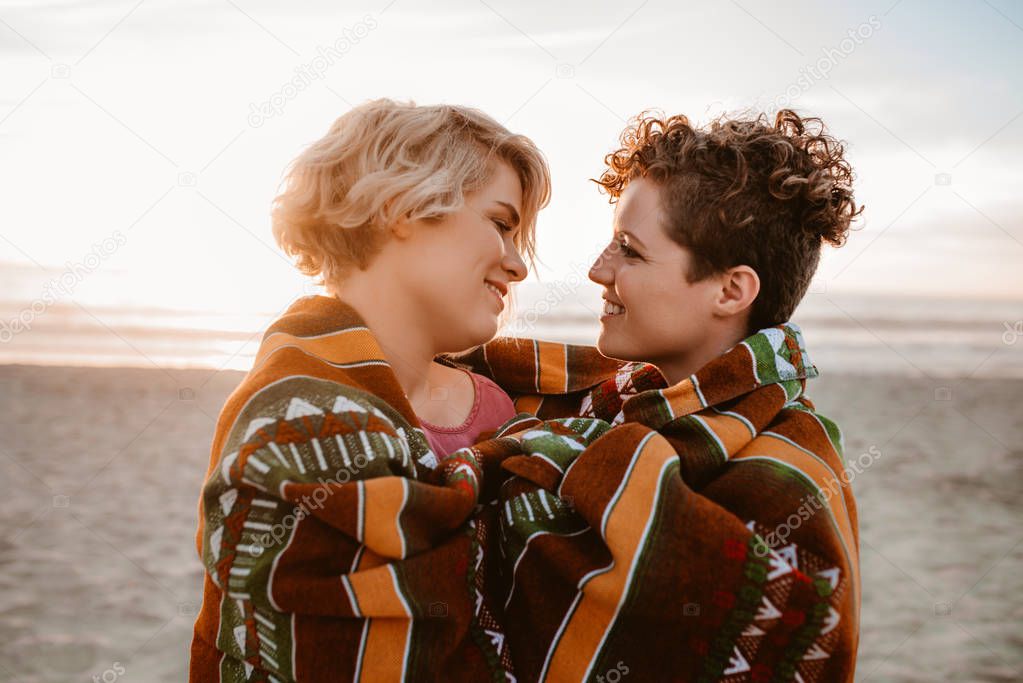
[190,294,859,681]
[456,328,860,682]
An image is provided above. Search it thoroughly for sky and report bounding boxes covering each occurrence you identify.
[1,0,1022,318]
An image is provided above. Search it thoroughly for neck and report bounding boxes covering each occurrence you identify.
[654,321,749,386]
[329,278,440,407]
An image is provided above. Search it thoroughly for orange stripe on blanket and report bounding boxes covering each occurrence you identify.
[350,566,413,682]
[537,341,568,394]
[255,328,386,368]
[662,379,705,416]
[626,380,704,424]
[514,394,544,415]
[359,618,412,682]
[733,436,859,583]
[347,564,411,617]
[362,477,408,559]
[696,411,755,460]
[545,433,676,681]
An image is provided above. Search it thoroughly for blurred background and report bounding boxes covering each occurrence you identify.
[0,0,1020,680]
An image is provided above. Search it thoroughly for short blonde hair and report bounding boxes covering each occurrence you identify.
[272,98,551,286]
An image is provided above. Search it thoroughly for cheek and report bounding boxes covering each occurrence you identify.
[408,236,496,316]
[442,223,502,274]
[617,267,672,316]
[619,268,698,336]
[412,228,488,284]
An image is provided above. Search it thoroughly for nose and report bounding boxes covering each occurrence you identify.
[503,240,528,283]
[588,244,614,286]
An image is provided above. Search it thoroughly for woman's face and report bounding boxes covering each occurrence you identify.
[393,160,527,353]
[587,177,719,368]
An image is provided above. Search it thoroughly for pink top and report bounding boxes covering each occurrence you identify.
[418,370,517,458]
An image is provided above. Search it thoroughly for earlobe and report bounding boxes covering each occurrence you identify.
[390,216,413,240]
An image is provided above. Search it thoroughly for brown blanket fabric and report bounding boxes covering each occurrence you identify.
[190,295,858,682]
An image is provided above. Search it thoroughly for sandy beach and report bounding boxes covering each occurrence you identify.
[0,363,1020,681]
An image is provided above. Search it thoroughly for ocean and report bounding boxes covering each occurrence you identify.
[1,264,1020,378]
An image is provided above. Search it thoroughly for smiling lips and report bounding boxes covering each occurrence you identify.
[602,296,625,317]
[485,280,507,297]
[485,280,507,310]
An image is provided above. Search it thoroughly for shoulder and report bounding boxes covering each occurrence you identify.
[225,373,414,447]
[783,397,846,459]
[472,371,511,394]
[471,372,515,407]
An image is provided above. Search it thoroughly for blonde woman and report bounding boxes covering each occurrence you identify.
[189,99,555,680]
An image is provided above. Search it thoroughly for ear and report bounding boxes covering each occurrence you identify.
[713,265,760,316]
[389,215,414,240]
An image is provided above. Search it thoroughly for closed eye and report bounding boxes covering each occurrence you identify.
[493,218,514,234]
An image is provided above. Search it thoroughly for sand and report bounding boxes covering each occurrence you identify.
[0,365,1020,681]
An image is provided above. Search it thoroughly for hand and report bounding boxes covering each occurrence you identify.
[500,417,612,489]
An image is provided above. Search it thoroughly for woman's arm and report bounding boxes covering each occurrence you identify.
[193,379,508,682]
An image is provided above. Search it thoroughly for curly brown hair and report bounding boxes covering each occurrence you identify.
[595,109,862,335]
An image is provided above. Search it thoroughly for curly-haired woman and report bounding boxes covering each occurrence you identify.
[587,109,858,380]
[449,109,864,681]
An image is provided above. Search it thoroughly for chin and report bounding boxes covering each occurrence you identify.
[596,328,629,361]
[432,296,497,348]
[455,314,500,351]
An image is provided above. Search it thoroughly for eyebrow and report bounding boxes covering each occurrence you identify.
[495,201,521,227]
